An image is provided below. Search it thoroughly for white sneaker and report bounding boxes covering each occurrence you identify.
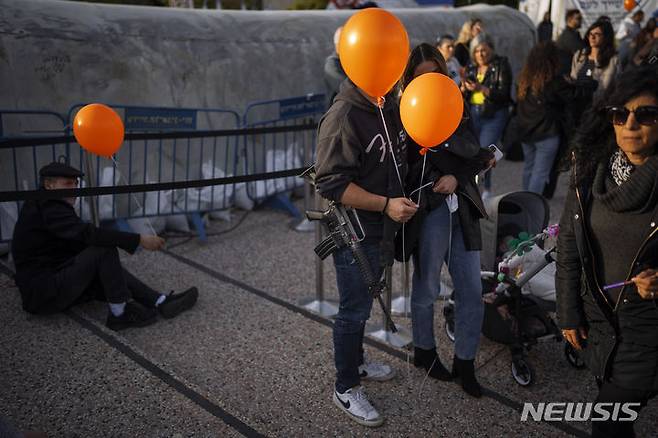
[359,359,396,382]
[333,386,384,427]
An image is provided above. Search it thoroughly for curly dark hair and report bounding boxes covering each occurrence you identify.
[517,42,560,101]
[568,65,658,187]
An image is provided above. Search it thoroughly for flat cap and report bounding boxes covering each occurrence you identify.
[39,162,84,178]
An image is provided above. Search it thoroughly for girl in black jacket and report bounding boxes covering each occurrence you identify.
[556,66,658,438]
[400,43,493,398]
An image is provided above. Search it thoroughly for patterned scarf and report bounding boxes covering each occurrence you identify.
[609,149,635,186]
[593,152,658,213]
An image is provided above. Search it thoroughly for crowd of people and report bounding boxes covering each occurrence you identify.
[320,8,658,437]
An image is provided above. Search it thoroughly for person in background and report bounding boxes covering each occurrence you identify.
[437,34,462,85]
[516,42,589,195]
[11,162,199,331]
[557,66,658,438]
[570,20,620,98]
[324,26,347,109]
[617,9,645,68]
[537,11,554,43]
[631,18,657,67]
[557,9,586,74]
[461,33,512,200]
[400,43,492,398]
[454,18,483,67]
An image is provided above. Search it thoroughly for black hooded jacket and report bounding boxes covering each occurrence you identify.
[315,80,407,242]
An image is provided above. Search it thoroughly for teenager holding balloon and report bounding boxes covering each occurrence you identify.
[314,9,415,427]
[399,43,493,398]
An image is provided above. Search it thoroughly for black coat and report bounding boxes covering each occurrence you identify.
[397,109,491,260]
[516,76,596,143]
[556,164,658,389]
[463,56,513,118]
[11,197,140,314]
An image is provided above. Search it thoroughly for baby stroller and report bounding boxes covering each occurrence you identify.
[443,191,585,387]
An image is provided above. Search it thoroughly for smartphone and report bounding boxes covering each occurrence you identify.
[488,144,504,162]
[466,74,477,83]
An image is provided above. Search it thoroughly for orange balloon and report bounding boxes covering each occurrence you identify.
[339,9,409,98]
[400,73,464,149]
[624,0,636,11]
[73,103,124,157]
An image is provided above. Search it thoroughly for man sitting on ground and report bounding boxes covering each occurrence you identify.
[11,161,198,331]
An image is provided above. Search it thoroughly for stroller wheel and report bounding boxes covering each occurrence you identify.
[564,343,586,369]
[444,320,455,343]
[511,358,534,387]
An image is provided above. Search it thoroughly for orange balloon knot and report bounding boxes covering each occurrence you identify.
[419,147,437,156]
[376,96,385,109]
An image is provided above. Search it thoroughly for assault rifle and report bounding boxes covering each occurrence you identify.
[301,166,397,332]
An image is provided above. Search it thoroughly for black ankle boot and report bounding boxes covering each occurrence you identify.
[452,356,482,398]
[413,347,452,381]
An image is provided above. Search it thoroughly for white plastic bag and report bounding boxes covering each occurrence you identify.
[177,161,234,212]
[126,188,168,235]
[98,166,121,220]
[248,143,303,201]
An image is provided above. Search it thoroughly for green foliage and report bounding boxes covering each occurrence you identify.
[287,0,328,9]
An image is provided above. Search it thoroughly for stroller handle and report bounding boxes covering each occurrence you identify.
[494,247,556,293]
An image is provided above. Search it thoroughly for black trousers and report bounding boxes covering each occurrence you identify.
[52,246,160,312]
[592,380,656,438]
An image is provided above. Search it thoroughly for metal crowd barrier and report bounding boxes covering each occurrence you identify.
[0,110,67,138]
[65,104,243,241]
[242,93,325,217]
[0,110,69,245]
[1,96,325,244]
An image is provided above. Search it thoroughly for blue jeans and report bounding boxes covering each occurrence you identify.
[411,203,484,360]
[332,242,381,393]
[470,105,508,190]
[521,135,560,194]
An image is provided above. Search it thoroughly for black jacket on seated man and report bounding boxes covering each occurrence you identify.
[12,195,142,314]
[11,162,197,328]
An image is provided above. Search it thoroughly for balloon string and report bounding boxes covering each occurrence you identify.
[416,152,427,206]
[110,156,158,236]
[376,99,405,197]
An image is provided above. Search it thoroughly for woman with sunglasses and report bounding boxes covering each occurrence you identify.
[557,66,658,438]
[399,43,493,398]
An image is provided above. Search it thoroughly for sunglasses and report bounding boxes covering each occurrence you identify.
[606,105,658,126]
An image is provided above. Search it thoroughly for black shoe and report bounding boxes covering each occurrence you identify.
[452,356,482,398]
[106,301,158,331]
[158,287,198,319]
[413,347,452,381]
